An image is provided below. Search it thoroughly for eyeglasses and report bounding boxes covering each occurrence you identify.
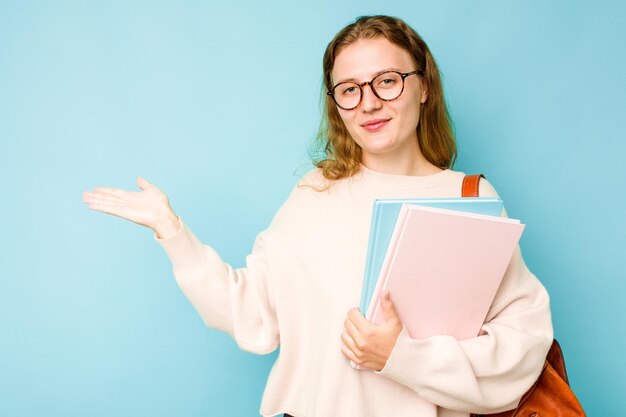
[327,70,422,110]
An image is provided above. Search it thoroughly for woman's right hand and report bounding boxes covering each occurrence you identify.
[82,176,181,239]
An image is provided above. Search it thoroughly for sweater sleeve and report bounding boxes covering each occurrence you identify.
[155,219,279,354]
[375,180,554,414]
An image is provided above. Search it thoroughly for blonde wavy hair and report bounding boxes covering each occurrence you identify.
[311,15,457,181]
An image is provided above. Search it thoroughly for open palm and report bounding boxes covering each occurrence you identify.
[82,176,175,231]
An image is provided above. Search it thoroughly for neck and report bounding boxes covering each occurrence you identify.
[361,140,443,177]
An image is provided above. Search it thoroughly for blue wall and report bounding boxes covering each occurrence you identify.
[1,1,624,415]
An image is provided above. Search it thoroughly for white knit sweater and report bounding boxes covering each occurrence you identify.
[155,165,553,417]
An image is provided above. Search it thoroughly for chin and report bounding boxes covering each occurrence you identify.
[356,135,396,152]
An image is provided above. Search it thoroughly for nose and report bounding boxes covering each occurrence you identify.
[360,83,382,112]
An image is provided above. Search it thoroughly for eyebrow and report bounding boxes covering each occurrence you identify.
[334,67,404,85]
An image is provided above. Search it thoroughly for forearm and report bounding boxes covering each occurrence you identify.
[377,274,553,413]
[155,219,280,352]
[155,218,235,334]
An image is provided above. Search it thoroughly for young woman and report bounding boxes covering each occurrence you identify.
[82,15,553,417]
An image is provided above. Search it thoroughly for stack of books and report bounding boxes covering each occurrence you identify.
[352,197,524,370]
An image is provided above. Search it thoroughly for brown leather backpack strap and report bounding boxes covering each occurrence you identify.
[462,174,485,197]
[546,339,569,384]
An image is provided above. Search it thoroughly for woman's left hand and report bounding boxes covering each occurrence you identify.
[341,290,404,371]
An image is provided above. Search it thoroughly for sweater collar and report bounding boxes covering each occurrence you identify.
[354,163,457,190]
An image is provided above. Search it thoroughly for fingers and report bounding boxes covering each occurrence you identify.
[82,190,129,217]
[82,191,122,207]
[87,187,131,200]
[137,176,152,191]
[344,317,366,350]
[347,307,370,333]
[83,185,142,208]
[341,332,370,368]
[341,343,363,366]
[341,331,358,353]
[83,196,124,217]
[379,293,404,332]
[381,291,399,323]
[83,191,145,223]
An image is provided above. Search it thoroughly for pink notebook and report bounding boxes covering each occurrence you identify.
[353,204,524,369]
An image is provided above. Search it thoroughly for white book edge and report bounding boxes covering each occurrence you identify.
[402,203,521,224]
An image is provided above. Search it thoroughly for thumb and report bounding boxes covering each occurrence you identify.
[381,291,400,323]
[137,176,152,191]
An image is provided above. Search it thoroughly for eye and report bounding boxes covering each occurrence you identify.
[377,77,398,88]
[341,85,359,96]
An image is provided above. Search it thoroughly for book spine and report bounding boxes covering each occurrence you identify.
[359,205,381,314]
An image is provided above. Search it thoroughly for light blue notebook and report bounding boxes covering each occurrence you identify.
[359,197,504,315]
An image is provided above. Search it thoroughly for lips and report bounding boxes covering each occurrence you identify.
[361,118,391,132]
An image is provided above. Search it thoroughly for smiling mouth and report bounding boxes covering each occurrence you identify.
[361,119,390,132]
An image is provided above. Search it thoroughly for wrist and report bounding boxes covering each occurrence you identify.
[154,212,181,239]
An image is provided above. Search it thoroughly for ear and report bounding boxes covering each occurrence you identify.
[419,77,428,103]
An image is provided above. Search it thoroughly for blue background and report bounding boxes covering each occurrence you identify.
[1,1,624,416]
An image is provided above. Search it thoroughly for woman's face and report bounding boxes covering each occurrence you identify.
[331,37,427,166]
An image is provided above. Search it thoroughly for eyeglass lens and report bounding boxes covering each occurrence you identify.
[334,71,405,110]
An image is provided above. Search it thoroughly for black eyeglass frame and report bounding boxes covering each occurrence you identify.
[327,70,423,110]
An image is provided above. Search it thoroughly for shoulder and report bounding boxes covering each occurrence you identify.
[454,170,500,199]
[478,175,500,199]
[265,167,329,230]
[439,169,501,199]
[295,167,332,191]
[456,171,507,218]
